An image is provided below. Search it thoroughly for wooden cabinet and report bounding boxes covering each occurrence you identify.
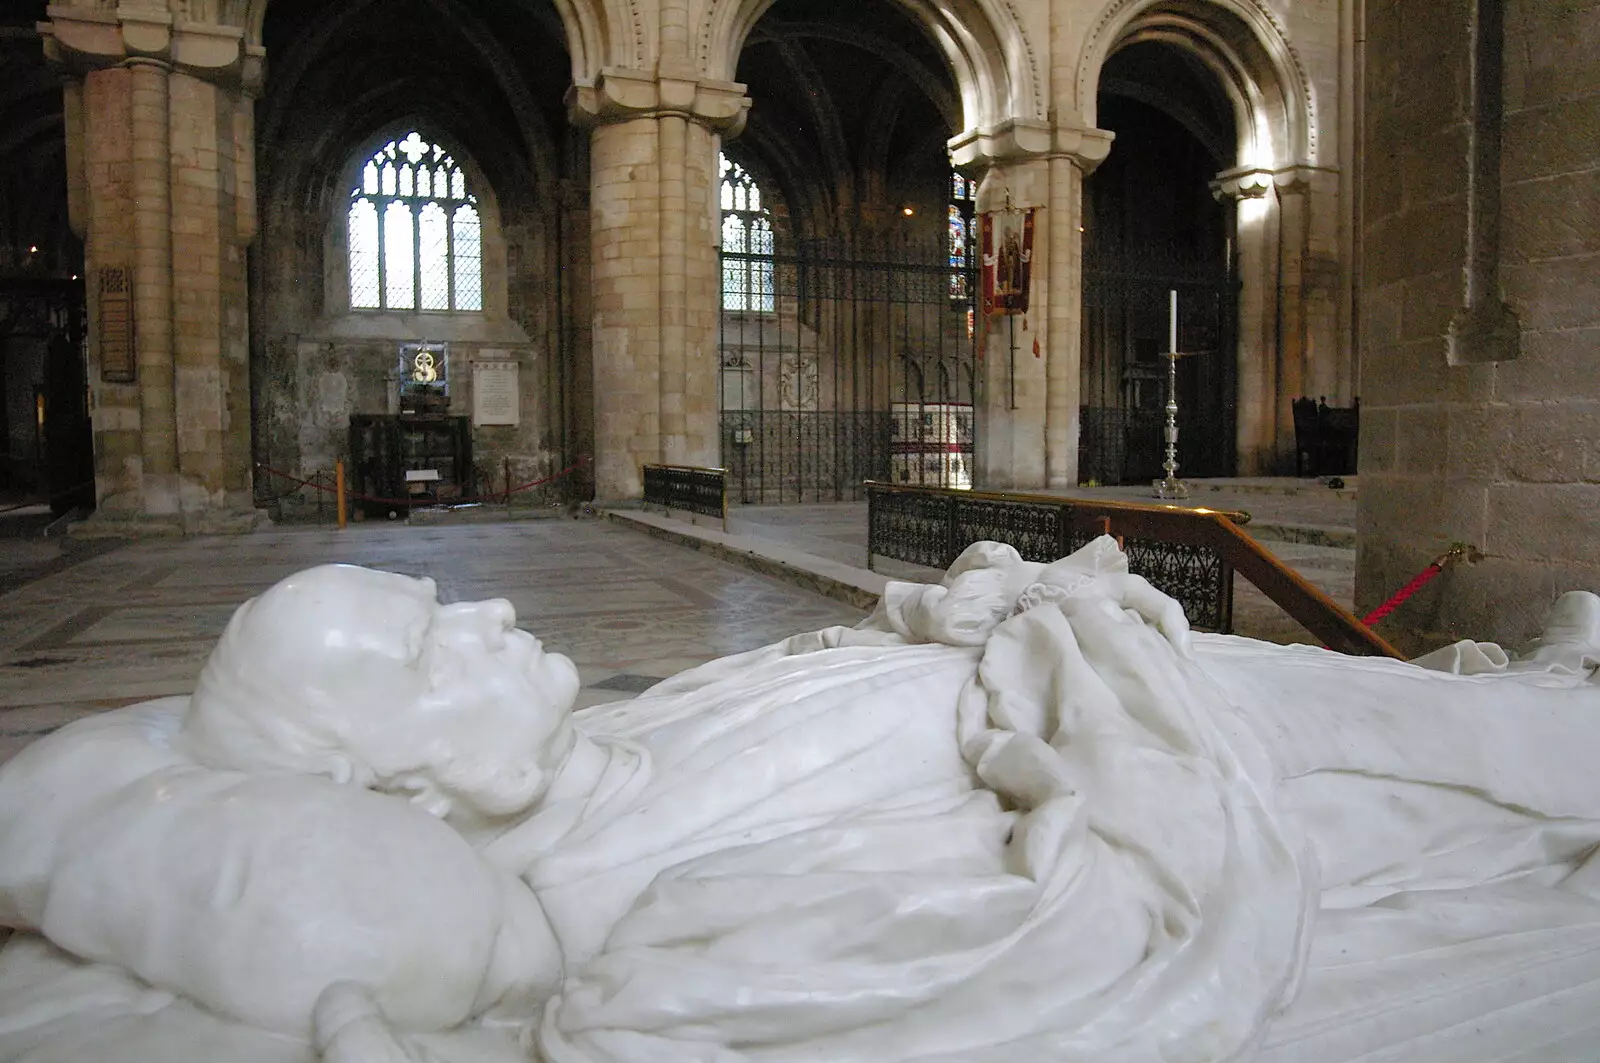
[348,414,472,514]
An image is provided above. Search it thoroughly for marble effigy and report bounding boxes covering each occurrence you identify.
[2,538,1600,1062]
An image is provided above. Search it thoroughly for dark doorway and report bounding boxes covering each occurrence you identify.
[1083,43,1238,486]
[0,280,93,513]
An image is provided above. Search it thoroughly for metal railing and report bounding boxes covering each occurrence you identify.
[642,464,728,531]
[865,481,1400,657]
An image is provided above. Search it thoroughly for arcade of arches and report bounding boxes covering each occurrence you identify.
[0,0,1596,647]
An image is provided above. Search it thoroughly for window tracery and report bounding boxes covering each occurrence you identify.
[348,132,482,313]
[719,154,775,313]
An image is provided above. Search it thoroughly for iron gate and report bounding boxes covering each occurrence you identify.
[719,235,978,504]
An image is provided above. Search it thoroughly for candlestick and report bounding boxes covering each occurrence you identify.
[1168,289,1178,355]
[1154,290,1188,500]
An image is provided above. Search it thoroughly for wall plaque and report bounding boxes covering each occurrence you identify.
[99,266,135,383]
[473,359,519,427]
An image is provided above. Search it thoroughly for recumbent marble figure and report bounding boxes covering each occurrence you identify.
[2,538,1599,1062]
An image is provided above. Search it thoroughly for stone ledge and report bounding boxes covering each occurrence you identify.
[68,507,271,538]
[601,508,885,611]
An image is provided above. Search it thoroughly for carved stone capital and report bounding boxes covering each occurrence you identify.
[948,119,1115,174]
[566,68,751,136]
[1211,164,1338,202]
[40,6,263,93]
[1210,166,1275,202]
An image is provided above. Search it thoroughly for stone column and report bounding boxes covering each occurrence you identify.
[952,120,1112,491]
[569,70,748,500]
[128,58,178,511]
[1215,164,1353,475]
[43,11,264,534]
[1214,168,1281,475]
[1358,0,1599,650]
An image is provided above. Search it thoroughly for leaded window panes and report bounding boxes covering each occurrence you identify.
[719,154,775,312]
[949,173,977,301]
[452,205,483,312]
[347,132,481,311]
[418,203,449,311]
[383,200,414,308]
[347,198,380,307]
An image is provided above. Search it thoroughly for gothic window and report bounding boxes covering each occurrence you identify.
[719,154,775,313]
[348,132,482,312]
[949,172,977,301]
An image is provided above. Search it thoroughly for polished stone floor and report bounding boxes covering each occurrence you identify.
[0,517,864,765]
[0,478,1369,767]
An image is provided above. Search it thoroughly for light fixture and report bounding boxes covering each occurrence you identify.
[28,245,38,253]
[901,206,915,217]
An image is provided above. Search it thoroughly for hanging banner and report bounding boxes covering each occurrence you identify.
[980,208,1035,315]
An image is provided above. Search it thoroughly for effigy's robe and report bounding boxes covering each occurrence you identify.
[5,538,1600,1063]
[494,540,1313,1063]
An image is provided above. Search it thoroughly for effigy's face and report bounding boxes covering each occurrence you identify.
[402,594,581,815]
[415,597,580,723]
[189,565,580,815]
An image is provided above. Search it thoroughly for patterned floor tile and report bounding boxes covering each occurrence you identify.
[0,517,866,764]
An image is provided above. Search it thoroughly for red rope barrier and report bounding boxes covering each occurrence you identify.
[1361,563,1444,627]
[255,458,588,508]
[1358,543,1483,628]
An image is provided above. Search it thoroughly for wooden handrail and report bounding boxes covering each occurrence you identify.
[1199,516,1401,659]
[863,480,1252,526]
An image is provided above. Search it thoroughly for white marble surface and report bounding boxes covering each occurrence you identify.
[2,540,1600,1062]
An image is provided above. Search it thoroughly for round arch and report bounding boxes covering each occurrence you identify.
[700,0,1043,135]
[1076,0,1315,172]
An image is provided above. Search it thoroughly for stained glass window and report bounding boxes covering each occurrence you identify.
[719,154,775,312]
[949,173,976,301]
[347,132,481,311]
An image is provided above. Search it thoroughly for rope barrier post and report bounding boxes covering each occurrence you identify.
[316,471,325,524]
[335,460,347,530]
[504,458,513,518]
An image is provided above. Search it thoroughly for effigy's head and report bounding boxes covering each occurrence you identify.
[184,564,581,819]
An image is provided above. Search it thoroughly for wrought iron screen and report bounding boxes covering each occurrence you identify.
[642,463,727,525]
[1080,253,1240,485]
[866,482,1235,632]
[719,234,978,504]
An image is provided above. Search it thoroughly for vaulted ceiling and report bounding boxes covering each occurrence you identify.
[735,0,961,237]
[258,0,572,216]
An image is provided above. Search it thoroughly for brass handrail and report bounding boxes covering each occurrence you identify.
[863,481,1400,659]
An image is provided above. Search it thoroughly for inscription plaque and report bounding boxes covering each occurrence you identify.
[99,266,135,383]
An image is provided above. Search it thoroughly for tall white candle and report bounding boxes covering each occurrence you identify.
[1169,289,1178,354]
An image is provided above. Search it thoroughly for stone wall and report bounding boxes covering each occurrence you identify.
[251,147,578,510]
[1358,0,1600,648]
